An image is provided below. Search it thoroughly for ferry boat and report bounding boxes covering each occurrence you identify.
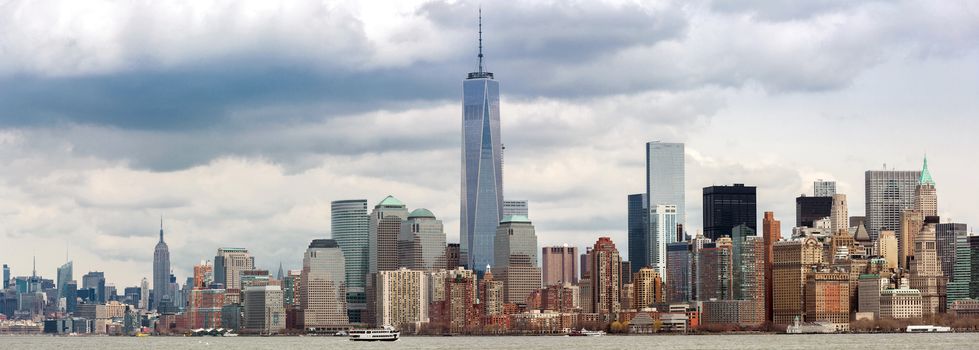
[906,325,952,333]
[567,328,606,337]
[349,326,400,341]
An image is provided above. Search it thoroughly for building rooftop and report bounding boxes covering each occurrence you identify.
[501,215,531,224]
[408,208,436,219]
[377,195,405,207]
[308,239,339,249]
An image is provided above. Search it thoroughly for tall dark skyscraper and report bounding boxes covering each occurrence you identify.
[153,220,171,310]
[627,193,648,274]
[3,264,10,289]
[331,199,369,324]
[461,11,503,274]
[82,271,106,303]
[703,184,757,241]
[795,195,833,228]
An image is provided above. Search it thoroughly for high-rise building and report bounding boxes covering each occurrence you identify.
[936,223,966,284]
[947,231,972,307]
[648,204,677,281]
[915,156,938,217]
[805,272,850,331]
[899,209,924,269]
[214,248,255,293]
[588,237,622,321]
[192,261,213,289]
[772,237,822,325]
[153,221,170,310]
[762,211,780,322]
[370,268,429,329]
[858,274,888,319]
[795,195,832,228]
[703,184,756,241]
[461,17,504,275]
[735,236,765,325]
[478,268,504,316]
[430,271,479,333]
[502,200,528,217]
[829,194,848,234]
[331,199,369,324]
[696,239,733,301]
[542,245,578,286]
[878,230,899,270]
[814,180,836,197]
[909,218,947,316]
[242,285,285,334]
[2,264,9,289]
[300,239,348,331]
[445,243,462,270]
[140,278,149,311]
[633,267,663,309]
[865,169,921,242]
[57,261,73,302]
[646,142,685,227]
[627,193,648,274]
[666,242,691,303]
[369,196,409,274]
[82,271,106,304]
[399,209,447,271]
[494,215,541,304]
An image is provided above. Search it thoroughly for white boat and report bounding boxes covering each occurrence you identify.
[581,329,606,336]
[349,326,400,341]
[906,325,952,333]
[334,330,349,336]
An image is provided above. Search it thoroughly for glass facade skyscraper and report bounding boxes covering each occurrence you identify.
[649,204,677,281]
[461,18,503,274]
[627,193,648,274]
[703,184,757,241]
[646,142,685,227]
[331,199,369,324]
[56,261,72,301]
[864,170,920,242]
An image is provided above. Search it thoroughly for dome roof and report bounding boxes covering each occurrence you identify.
[377,195,405,207]
[408,208,436,219]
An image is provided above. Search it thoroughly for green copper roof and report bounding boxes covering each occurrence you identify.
[501,215,531,224]
[408,208,435,219]
[377,195,405,207]
[920,155,935,186]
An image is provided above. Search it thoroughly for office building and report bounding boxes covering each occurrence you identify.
[633,267,663,309]
[703,184,756,241]
[502,200,528,217]
[646,142,685,227]
[880,279,923,319]
[2,264,9,289]
[461,23,504,275]
[830,194,848,234]
[805,272,850,331]
[915,156,938,217]
[936,223,966,283]
[947,231,972,307]
[878,230,899,270]
[627,193,648,274]
[795,195,832,228]
[899,210,924,269]
[696,239,733,301]
[858,274,888,319]
[371,268,429,329]
[762,211,780,322]
[56,261,72,302]
[588,237,622,321]
[82,271,106,304]
[865,169,921,242]
[666,242,692,303]
[369,196,409,273]
[153,221,170,310]
[242,285,285,334]
[494,215,541,304]
[909,218,947,316]
[331,199,369,324]
[772,237,822,325]
[399,208,447,271]
[542,245,578,286]
[300,239,348,331]
[814,180,836,197]
[214,248,255,292]
[648,204,677,280]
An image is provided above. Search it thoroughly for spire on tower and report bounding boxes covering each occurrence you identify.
[478,6,483,74]
[920,154,935,186]
[159,216,165,243]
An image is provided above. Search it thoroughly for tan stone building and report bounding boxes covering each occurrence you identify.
[633,267,663,309]
[909,220,947,316]
[804,271,850,331]
[772,237,822,325]
[880,279,923,319]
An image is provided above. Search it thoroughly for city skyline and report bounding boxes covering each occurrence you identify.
[2,1,979,289]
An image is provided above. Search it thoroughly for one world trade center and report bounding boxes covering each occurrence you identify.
[461,12,502,274]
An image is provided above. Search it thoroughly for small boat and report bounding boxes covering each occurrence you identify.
[568,328,605,337]
[906,325,952,333]
[222,333,239,337]
[334,330,349,336]
[349,326,400,341]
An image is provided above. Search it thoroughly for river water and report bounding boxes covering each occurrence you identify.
[3,333,977,349]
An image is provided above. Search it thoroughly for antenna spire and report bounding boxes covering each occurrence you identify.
[478,7,484,74]
[159,216,165,243]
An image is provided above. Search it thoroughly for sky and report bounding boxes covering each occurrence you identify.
[1,0,978,287]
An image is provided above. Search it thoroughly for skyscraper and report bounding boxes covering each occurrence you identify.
[331,199,369,324]
[82,271,106,304]
[300,239,348,331]
[214,248,255,292]
[772,237,822,325]
[461,13,503,274]
[795,195,832,228]
[542,245,578,286]
[371,268,429,328]
[909,218,947,316]
[762,211,780,322]
[57,260,73,302]
[369,196,409,273]
[648,204,677,281]
[627,193,648,274]
[502,200,528,217]
[830,194,848,233]
[153,220,170,310]
[703,184,757,241]
[814,180,837,197]
[947,231,972,307]
[666,242,692,303]
[915,156,938,217]
[865,169,921,242]
[399,208,447,271]
[634,267,664,308]
[588,237,622,321]
[140,278,149,311]
[936,223,966,284]
[494,215,541,304]
[2,264,9,289]
[646,142,685,228]
[242,285,286,334]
